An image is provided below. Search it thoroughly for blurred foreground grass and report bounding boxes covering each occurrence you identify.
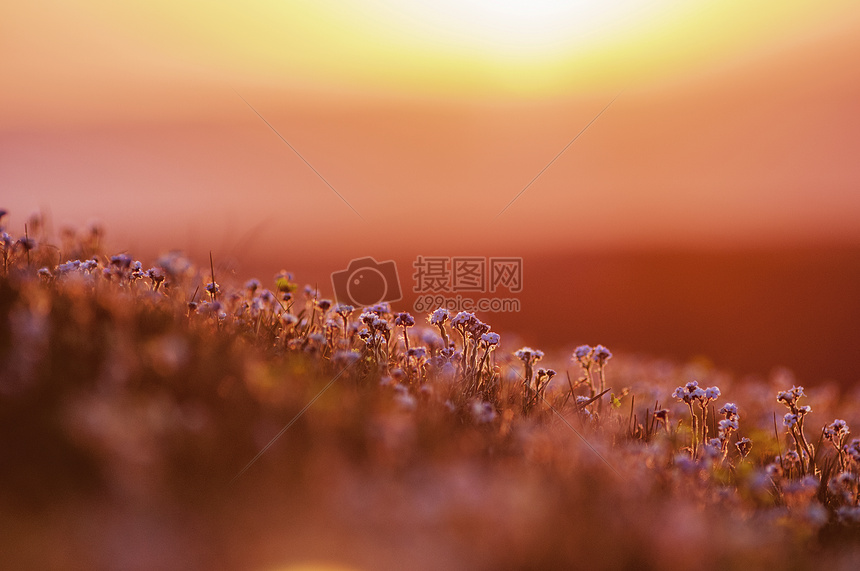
[2,211,860,570]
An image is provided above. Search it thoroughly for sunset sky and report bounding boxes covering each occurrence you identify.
[2,0,860,258]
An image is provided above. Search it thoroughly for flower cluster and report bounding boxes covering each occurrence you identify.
[672,380,720,405]
[670,382,733,459]
[777,385,815,475]
[717,402,740,447]
[572,344,613,410]
[12,207,860,559]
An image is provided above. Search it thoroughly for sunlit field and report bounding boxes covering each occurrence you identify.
[3,211,860,571]
[4,1,860,569]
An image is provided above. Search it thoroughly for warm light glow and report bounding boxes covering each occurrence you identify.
[2,0,860,251]
[1,0,852,119]
[385,0,679,56]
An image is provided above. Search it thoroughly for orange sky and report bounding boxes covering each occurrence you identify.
[2,0,860,259]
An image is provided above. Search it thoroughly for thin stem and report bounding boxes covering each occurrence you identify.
[209,252,216,300]
[688,402,699,457]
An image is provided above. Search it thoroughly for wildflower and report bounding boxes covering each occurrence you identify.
[366,302,391,315]
[592,345,612,365]
[777,386,805,407]
[373,317,390,335]
[429,307,449,325]
[671,386,688,403]
[844,439,860,463]
[481,332,500,346]
[439,347,457,361]
[515,347,543,363]
[825,419,849,440]
[672,381,704,404]
[407,347,427,360]
[825,425,850,476]
[516,347,545,414]
[451,311,476,327]
[110,254,132,269]
[702,440,723,460]
[704,386,721,401]
[18,236,35,251]
[533,368,556,403]
[777,384,815,474]
[147,267,165,286]
[205,281,220,296]
[574,345,591,359]
[736,437,752,458]
[718,402,739,419]
[37,267,52,279]
[131,261,145,280]
[334,303,354,316]
[394,312,415,327]
[245,278,261,292]
[718,418,739,433]
[467,318,490,340]
[275,271,296,293]
[573,345,592,370]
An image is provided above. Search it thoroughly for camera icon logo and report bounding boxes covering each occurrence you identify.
[331,257,402,307]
